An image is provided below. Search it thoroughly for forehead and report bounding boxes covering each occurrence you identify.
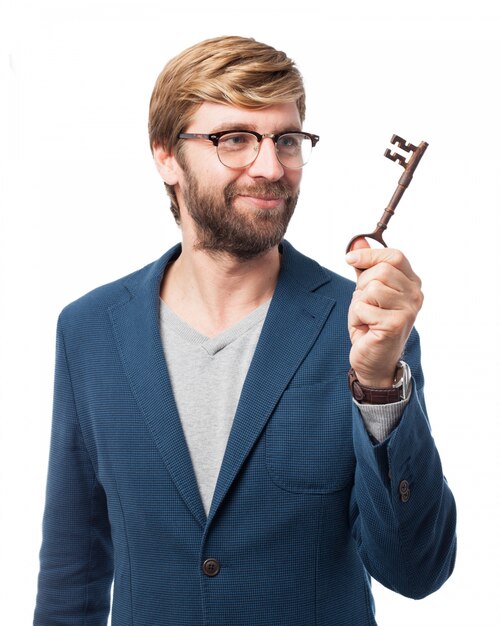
[186,101,302,133]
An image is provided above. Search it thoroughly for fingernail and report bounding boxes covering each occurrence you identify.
[346,251,359,264]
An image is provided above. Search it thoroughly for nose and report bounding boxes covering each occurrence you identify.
[246,137,284,181]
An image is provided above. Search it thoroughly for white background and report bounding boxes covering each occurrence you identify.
[1,1,500,624]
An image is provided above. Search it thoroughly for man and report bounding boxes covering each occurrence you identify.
[34,36,456,626]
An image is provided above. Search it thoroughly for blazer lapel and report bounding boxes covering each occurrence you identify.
[207,241,336,524]
[109,245,207,528]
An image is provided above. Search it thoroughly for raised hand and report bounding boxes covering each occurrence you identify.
[346,238,423,387]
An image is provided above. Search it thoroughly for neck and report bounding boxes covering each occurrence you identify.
[160,237,281,337]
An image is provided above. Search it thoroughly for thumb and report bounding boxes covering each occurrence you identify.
[346,237,371,278]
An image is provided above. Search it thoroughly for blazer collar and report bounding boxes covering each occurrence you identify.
[109,241,336,529]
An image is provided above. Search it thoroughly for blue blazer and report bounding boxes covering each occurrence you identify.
[34,241,456,626]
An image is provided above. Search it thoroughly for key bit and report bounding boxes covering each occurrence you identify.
[346,134,428,253]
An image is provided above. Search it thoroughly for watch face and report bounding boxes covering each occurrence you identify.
[395,361,411,400]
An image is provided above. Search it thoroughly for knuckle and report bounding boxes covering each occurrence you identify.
[365,279,384,303]
[392,249,405,266]
[410,286,424,310]
[416,290,424,309]
[350,298,364,316]
[374,262,393,283]
[386,316,401,335]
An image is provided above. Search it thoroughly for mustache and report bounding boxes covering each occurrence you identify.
[224,179,295,201]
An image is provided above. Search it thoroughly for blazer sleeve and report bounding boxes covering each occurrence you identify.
[349,329,457,599]
[34,318,114,626]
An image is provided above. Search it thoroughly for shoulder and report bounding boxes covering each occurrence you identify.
[57,244,180,331]
[280,240,355,303]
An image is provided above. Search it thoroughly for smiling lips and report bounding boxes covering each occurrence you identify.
[225,178,293,211]
[237,195,284,209]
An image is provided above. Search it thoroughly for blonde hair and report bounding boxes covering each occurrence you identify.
[148,35,306,221]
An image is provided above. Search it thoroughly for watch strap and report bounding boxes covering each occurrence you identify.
[348,361,410,404]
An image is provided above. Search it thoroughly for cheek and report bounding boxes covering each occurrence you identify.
[286,170,302,192]
[199,159,240,190]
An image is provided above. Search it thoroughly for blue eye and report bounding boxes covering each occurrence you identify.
[278,134,303,151]
[219,133,254,150]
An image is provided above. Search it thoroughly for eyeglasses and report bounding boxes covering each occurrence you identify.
[177,130,320,170]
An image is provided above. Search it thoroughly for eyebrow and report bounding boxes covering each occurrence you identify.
[208,123,303,134]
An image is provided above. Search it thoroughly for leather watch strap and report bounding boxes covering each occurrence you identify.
[348,367,402,404]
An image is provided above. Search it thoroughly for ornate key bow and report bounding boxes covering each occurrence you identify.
[346,134,429,253]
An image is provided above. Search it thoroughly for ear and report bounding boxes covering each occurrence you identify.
[152,144,181,186]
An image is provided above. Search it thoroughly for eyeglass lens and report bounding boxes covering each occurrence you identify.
[217,133,313,169]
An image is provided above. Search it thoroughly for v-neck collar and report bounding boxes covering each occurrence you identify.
[159,298,271,357]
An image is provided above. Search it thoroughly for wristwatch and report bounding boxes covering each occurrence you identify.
[348,361,411,404]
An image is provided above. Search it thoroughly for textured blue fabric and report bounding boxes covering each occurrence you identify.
[34,240,456,626]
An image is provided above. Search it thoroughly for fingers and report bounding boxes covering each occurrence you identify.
[351,279,407,310]
[351,268,423,322]
[348,296,411,338]
[347,247,422,298]
[346,247,417,283]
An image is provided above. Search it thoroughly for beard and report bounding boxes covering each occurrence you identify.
[181,168,299,261]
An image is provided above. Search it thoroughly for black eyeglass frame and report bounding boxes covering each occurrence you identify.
[178,130,320,148]
[177,130,320,169]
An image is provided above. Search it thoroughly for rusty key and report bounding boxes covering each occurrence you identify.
[346,134,429,253]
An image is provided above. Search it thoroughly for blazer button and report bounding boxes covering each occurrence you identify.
[399,480,410,502]
[202,558,221,577]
